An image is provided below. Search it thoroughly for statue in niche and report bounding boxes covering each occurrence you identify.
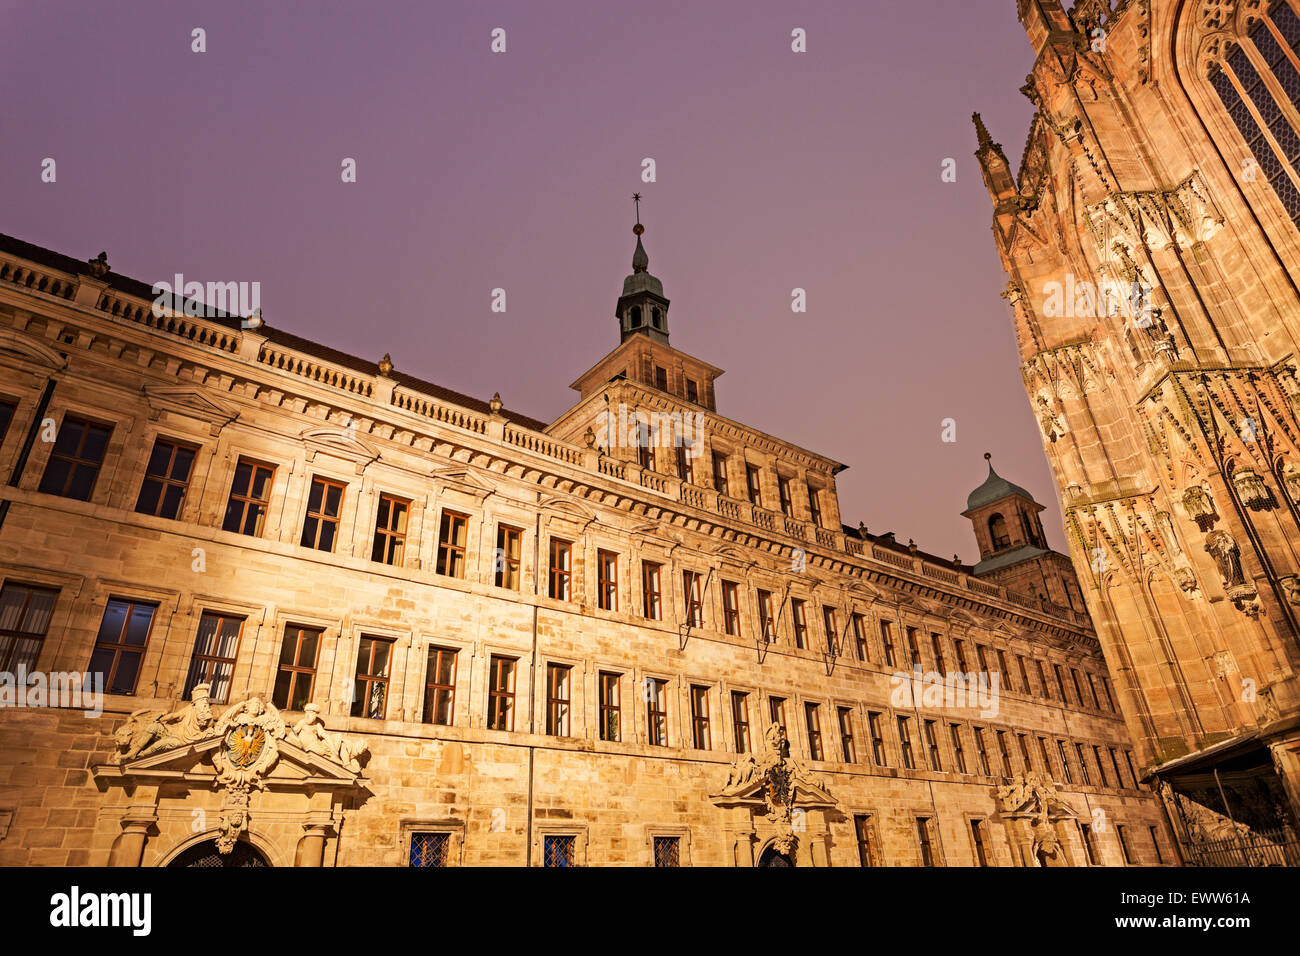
[1205,530,1247,587]
[1182,485,1216,529]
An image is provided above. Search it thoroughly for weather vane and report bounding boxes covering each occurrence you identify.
[632,192,643,234]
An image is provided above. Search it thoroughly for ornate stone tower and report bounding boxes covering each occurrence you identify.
[977,0,1300,856]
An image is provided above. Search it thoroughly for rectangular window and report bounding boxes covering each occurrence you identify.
[222,458,275,536]
[135,438,196,519]
[951,639,968,672]
[791,599,808,649]
[543,834,576,868]
[854,815,876,867]
[838,706,856,763]
[1075,743,1093,785]
[924,719,943,771]
[597,550,618,611]
[642,562,662,620]
[868,711,887,766]
[1149,826,1165,864]
[1101,676,1116,711]
[897,715,915,769]
[546,663,571,736]
[1080,824,1099,865]
[690,685,711,750]
[183,611,242,703]
[880,621,896,668]
[1093,746,1110,787]
[768,696,786,728]
[653,835,681,867]
[409,832,450,868]
[1017,733,1033,772]
[996,730,1013,777]
[372,494,410,565]
[1018,655,1033,696]
[722,580,740,635]
[1038,737,1055,779]
[971,819,990,866]
[1058,741,1075,784]
[435,510,469,577]
[950,723,968,773]
[685,378,699,404]
[682,571,704,628]
[675,444,694,484]
[352,635,394,719]
[1071,669,1086,707]
[0,399,14,445]
[974,727,992,776]
[1117,825,1133,865]
[646,677,668,746]
[548,538,571,601]
[599,671,621,742]
[422,647,457,726]
[821,606,838,655]
[916,817,936,867]
[805,702,824,761]
[997,649,1014,691]
[851,613,867,661]
[905,627,922,668]
[745,464,762,506]
[637,428,654,471]
[712,451,729,496]
[777,475,793,516]
[487,656,517,731]
[1126,751,1141,790]
[654,365,668,391]
[808,487,823,527]
[300,477,345,552]
[38,415,111,501]
[731,691,751,753]
[1053,663,1068,703]
[1109,748,1126,788]
[1036,659,1052,699]
[976,644,990,675]
[930,633,947,674]
[757,589,776,642]
[1088,673,1103,710]
[88,598,155,695]
[494,524,522,589]
[273,625,321,711]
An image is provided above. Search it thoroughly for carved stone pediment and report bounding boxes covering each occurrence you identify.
[143,385,240,430]
[0,327,69,371]
[430,465,497,500]
[300,424,381,471]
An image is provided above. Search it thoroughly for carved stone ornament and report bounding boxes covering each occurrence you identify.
[1206,529,1247,587]
[1232,469,1270,510]
[1284,468,1300,504]
[995,772,1076,867]
[286,703,369,772]
[86,251,110,279]
[1279,575,1300,607]
[113,682,216,763]
[1182,485,1217,529]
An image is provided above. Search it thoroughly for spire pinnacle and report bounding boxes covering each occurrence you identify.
[631,192,648,273]
[973,112,996,153]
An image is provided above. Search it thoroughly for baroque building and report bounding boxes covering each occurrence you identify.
[976,0,1300,864]
[0,222,1167,867]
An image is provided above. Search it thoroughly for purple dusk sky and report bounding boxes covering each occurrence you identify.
[0,0,1047,560]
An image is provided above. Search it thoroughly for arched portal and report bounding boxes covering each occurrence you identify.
[167,839,270,868]
[757,845,794,867]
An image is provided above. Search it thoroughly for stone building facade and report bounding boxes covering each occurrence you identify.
[0,224,1167,866]
[977,0,1300,864]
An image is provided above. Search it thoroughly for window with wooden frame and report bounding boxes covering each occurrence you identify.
[768,695,786,729]
[851,613,867,661]
[493,524,522,589]
[1093,745,1111,787]
[685,378,699,404]
[1017,733,1033,773]
[757,589,776,642]
[675,443,694,485]
[597,550,618,611]
[1102,676,1117,711]
[954,638,970,672]
[1075,742,1093,785]
[654,365,668,391]
[1053,663,1068,703]
[721,580,740,635]
[973,727,992,776]
[791,599,808,649]
[897,715,916,769]
[183,611,243,703]
[731,691,751,752]
[1071,668,1086,708]
[351,635,394,719]
[924,719,944,771]
[599,671,621,742]
[996,730,1014,777]
[808,486,823,527]
[1110,747,1126,789]
[822,606,838,655]
[997,649,1014,691]
[371,494,410,565]
[838,706,856,763]
[435,510,469,577]
[88,598,155,695]
[745,464,762,506]
[905,627,922,668]
[548,538,571,601]
[777,475,793,516]
[1058,740,1075,784]
[1018,655,1033,696]
[880,620,897,668]
[0,582,57,674]
[690,685,711,750]
[970,819,990,866]
[854,815,877,867]
[868,711,887,766]
[711,450,729,496]
[273,625,321,711]
[1036,659,1052,699]
[38,415,112,501]
[135,438,197,520]
[1126,751,1141,790]
[546,663,572,736]
[487,656,517,731]
[682,570,703,628]
[950,723,968,773]
[916,817,937,867]
[423,647,458,725]
[300,477,346,552]
[1088,673,1104,710]
[636,418,654,471]
[645,677,668,746]
[642,561,662,620]
[930,633,947,674]
[1038,736,1055,779]
[222,458,275,536]
[975,644,990,675]
[805,702,824,761]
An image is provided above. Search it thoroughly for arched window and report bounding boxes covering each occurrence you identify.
[652,307,663,329]
[989,513,1011,551]
[1206,1,1300,225]
[628,306,642,328]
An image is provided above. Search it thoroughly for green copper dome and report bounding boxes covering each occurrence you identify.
[966,457,1036,511]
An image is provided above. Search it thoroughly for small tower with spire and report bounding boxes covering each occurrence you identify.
[616,193,671,345]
